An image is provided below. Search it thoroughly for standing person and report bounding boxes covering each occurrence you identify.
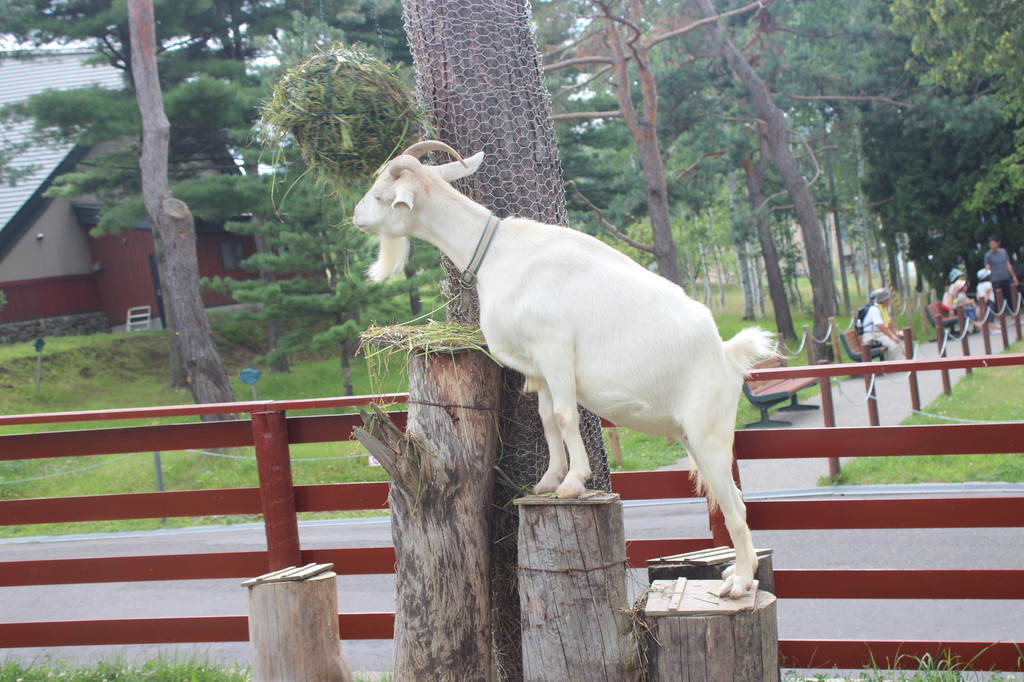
[861,288,906,360]
[984,235,1018,309]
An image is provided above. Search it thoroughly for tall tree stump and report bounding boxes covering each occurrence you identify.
[244,563,352,682]
[515,492,639,682]
[354,347,500,681]
[642,578,778,682]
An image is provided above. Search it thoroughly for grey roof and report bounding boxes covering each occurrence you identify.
[0,50,124,235]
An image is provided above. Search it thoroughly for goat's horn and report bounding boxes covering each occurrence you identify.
[388,154,432,197]
[401,140,467,168]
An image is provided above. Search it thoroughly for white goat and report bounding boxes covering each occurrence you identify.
[352,141,775,598]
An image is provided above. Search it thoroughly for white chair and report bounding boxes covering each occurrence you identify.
[125,305,152,332]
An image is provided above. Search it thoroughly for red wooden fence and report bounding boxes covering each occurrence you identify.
[1,357,1023,673]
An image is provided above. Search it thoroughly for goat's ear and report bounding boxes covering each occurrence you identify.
[391,176,417,211]
[436,151,484,183]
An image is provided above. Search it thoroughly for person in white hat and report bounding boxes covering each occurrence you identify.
[861,288,905,360]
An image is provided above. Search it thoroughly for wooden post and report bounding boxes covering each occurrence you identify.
[859,339,879,426]
[803,324,815,366]
[904,327,920,414]
[607,426,623,466]
[935,307,952,395]
[642,579,778,681]
[959,309,972,375]
[252,409,301,571]
[1012,284,1022,342]
[918,292,929,339]
[997,290,1010,350]
[516,493,638,682]
[353,348,500,681]
[828,316,841,365]
[245,563,353,682]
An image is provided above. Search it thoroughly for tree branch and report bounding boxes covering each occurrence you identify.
[673,149,726,179]
[785,93,912,108]
[647,0,766,49]
[566,179,655,254]
[551,110,623,121]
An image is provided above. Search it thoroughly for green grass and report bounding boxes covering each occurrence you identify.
[825,340,1024,486]
[0,656,392,681]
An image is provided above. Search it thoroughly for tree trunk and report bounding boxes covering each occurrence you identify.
[401,2,611,678]
[353,350,500,681]
[127,0,235,414]
[694,0,836,353]
[598,0,682,285]
[742,153,795,340]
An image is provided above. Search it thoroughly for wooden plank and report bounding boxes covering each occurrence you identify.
[0,548,397,586]
[773,569,1024,600]
[0,420,253,461]
[735,423,1024,459]
[778,639,1024,672]
[0,613,397,648]
[0,616,251,647]
[610,469,701,499]
[0,393,409,427]
[1,481,391,527]
[746,497,1024,530]
[0,488,262,526]
[287,412,409,445]
[747,352,1024,380]
[294,482,390,512]
[625,538,716,568]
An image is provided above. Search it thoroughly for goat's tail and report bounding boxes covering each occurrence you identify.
[722,326,777,378]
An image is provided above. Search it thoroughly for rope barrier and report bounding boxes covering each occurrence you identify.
[779,330,808,359]
[0,453,136,486]
[811,324,832,344]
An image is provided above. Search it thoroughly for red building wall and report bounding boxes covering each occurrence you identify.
[0,274,102,323]
[88,228,259,325]
[0,228,259,326]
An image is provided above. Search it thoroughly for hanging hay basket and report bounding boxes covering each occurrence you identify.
[261,44,426,181]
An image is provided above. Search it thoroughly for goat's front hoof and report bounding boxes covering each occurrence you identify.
[534,470,565,495]
[554,477,585,499]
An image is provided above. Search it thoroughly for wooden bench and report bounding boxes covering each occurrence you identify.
[742,356,819,428]
[840,328,887,362]
[924,301,959,340]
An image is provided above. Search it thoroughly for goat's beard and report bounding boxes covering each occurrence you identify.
[368,235,411,282]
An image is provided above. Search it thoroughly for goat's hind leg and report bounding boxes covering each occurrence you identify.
[687,430,757,599]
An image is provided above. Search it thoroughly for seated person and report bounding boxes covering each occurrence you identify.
[976,268,1001,332]
[943,269,982,332]
[861,288,905,360]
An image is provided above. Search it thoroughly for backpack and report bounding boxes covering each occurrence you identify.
[854,304,872,335]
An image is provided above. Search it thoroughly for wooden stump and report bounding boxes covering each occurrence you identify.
[244,563,353,682]
[642,578,778,682]
[647,546,775,595]
[353,348,501,682]
[515,492,639,682]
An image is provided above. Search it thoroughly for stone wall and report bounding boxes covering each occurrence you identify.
[0,312,111,345]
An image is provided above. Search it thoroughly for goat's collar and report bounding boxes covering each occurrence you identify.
[457,214,500,313]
